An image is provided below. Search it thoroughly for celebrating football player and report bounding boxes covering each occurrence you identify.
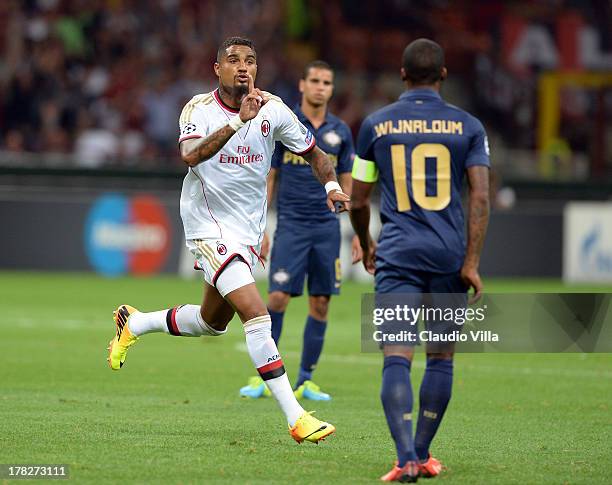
[107,37,349,445]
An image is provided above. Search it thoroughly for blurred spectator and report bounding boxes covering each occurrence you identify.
[0,0,609,178]
[74,110,118,168]
[141,71,186,154]
[4,130,25,152]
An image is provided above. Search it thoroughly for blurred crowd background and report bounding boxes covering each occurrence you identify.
[0,0,610,181]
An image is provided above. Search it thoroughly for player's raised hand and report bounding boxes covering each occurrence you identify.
[239,74,268,122]
[326,189,350,213]
[254,87,269,106]
[461,265,483,304]
[351,235,363,264]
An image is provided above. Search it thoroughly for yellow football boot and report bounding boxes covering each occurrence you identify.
[289,411,335,444]
[107,304,139,370]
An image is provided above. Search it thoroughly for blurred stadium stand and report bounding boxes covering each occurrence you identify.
[0,0,611,280]
[1,0,611,178]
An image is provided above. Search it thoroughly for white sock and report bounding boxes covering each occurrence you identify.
[244,315,304,426]
[128,310,166,335]
[128,305,225,337]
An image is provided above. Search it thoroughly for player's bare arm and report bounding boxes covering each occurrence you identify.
[267,168,278,207]
[462,165,490,302]
[302,146,350,211]
[349,179,376,274]
[181,75,268,167]
[339,172,363,263]
[338,172,352,198]
[303,146,336,185]
[180,126,237,167]
[260,168,278,261]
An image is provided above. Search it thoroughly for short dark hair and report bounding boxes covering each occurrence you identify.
[217,37,256,62]
[402,38,445,85]
[302,60,333,80]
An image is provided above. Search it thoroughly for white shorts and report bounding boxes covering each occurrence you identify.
[187,239,263,297]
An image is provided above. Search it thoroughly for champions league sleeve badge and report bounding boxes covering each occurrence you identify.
[181,122,197,135]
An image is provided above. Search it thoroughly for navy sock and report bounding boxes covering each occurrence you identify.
[268,308,284,346]
[381,355,418,466]
[295,315,327,388]
[414,358,453,461]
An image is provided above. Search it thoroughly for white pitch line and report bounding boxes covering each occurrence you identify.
[232,343,612,379]
[4,317,611,380]
[4,316,102,330]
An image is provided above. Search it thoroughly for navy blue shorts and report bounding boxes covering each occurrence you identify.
[375,264,468,294]
[268,221,341,296]
[374,264,468,350]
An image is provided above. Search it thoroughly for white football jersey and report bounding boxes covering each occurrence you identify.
[178,89,315,246]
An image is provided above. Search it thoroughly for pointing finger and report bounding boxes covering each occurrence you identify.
[248,74,254,94]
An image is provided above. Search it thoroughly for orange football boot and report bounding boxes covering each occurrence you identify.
[419,454,443,478]
[380,461,419,483]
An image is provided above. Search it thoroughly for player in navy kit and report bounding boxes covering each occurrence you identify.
[350,39,490,482]
[240,60,361,401]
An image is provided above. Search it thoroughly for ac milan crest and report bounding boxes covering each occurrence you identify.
[217,243,227,255]
[261,119,270,137]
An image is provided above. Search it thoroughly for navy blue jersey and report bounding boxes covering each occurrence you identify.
[354,89,490,274]
[272,105,354,223]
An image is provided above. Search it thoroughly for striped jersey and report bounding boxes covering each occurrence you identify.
[178,89,316,246]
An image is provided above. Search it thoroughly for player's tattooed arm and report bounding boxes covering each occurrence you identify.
[464,166,490,267]
[180,126,237,167]
[302,146,337,186]
[462,165,490,301]
[303,146,350,212]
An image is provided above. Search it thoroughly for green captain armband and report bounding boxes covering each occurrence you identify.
[352,156,379,182]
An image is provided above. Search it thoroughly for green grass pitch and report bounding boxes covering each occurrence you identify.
[1,272,611,484]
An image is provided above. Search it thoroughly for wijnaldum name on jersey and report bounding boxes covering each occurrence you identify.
[374,119,463,137]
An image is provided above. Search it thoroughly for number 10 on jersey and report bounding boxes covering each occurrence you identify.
[391,143,451,212]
